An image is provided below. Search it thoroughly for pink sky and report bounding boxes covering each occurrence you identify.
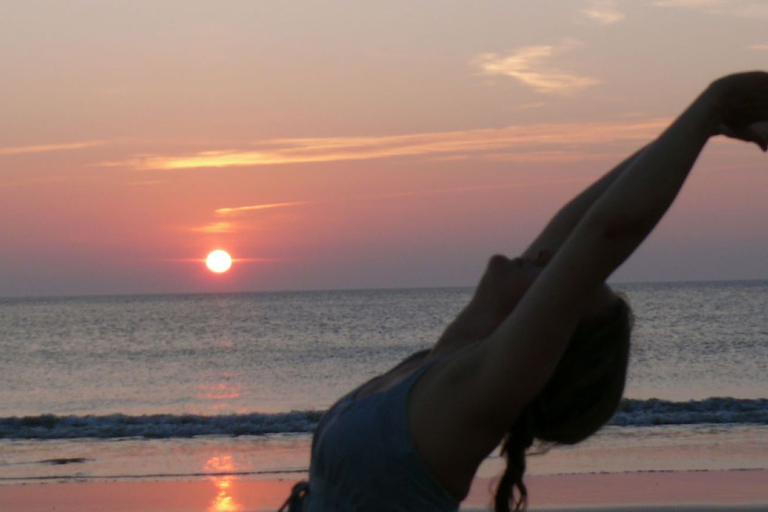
[1,1,767,297]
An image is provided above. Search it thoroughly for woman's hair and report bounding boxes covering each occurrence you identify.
[493,296,634,512]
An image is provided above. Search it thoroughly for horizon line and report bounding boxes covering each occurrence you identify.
[2,277,766,301]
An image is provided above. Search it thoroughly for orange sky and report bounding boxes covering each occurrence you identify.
[1,1,767,296]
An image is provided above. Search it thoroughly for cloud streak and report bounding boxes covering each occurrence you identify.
[213,178,596,222]
[120,118,668,171]
[580,0,626,24]
[474,39,601,95]
[0,140,107,157]
[215,201,312,215]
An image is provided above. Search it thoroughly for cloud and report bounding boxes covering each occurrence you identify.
[748,43,768,51]
[0,140,106,157]
[117,118,667,171]
[474,39,601,95]
[214,179,593,221]
[215,201,312,216]
[580,0,626,24]
[653,0,768,19]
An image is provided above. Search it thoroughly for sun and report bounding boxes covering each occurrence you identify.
[206,250,232,274]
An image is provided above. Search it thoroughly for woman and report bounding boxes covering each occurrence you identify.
[281,72,768,512]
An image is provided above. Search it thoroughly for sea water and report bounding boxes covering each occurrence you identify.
[0,282,767,484]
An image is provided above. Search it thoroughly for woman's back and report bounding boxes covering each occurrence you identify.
[307,357,460,512]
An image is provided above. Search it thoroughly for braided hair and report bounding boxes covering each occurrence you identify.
[493,297,633,512]
[494,409,535,511]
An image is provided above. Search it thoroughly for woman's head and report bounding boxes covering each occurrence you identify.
[435,252,615,354]
[434,254,548,353]
[494,296,633,512]
[431,252,632,510]
[529,296,633,443]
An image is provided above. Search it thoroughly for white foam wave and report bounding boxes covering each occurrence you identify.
[0,410,323,440]
[612,397,768,426]
[1,398,765,440]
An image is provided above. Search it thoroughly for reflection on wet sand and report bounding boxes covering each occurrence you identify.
[205,455,242,512]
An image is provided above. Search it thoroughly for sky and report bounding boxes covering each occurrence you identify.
[1,0,767,297]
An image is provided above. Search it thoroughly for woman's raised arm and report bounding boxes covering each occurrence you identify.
[521,144,650,264]
[476,72,768,427]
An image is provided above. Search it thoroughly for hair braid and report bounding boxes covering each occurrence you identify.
[492,297,633,510]
[494,412,534,512]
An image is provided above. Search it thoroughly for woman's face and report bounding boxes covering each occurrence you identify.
[434,252,615,354]
[473,254,546,322]
[434,254,546,352]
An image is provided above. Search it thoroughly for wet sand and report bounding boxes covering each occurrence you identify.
[0,469,766,511]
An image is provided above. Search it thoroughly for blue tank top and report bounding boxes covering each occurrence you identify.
[306,358,460,512]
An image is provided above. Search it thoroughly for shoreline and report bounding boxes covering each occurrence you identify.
[1,469,766,512]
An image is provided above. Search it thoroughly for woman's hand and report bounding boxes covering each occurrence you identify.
[718,121,768,152]
[710,71,768,151]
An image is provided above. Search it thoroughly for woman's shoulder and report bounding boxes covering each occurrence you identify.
[406,343,507,500]
[353,349,433,401]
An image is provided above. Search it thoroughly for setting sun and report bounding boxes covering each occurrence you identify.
[206,250,232,274]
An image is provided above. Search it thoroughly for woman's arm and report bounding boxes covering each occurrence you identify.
[474,72,768,427]
[521,144,650,263]
[523,74,768,265]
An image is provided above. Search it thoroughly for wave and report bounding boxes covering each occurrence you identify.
[613,397,768,427]
[0,410,324,440]
[1,398,766,440]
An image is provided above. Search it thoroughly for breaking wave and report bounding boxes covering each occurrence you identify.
[2,397,766,440]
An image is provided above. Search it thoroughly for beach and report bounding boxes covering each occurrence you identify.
[1,470,767,511]
[2,285,767,511]
[5,0,768,508]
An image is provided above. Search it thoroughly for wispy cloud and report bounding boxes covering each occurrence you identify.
[214,178,604,222]
[580,0,626,24]
[474,39,601,95]
[0,140,106,157]
[748,43,768,51]
[116,118,666,171]
[215,201,312,216]
[653,0,768,19]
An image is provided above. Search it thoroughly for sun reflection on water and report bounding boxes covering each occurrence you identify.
[197,372,245,413]
[205,455,243,512]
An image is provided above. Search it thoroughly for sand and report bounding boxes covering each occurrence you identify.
[0,470,766,511]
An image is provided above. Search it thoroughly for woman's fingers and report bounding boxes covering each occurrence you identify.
[716,120,768,151]
[749,121,768,152]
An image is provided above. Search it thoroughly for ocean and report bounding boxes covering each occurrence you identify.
[1,282,767,485]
